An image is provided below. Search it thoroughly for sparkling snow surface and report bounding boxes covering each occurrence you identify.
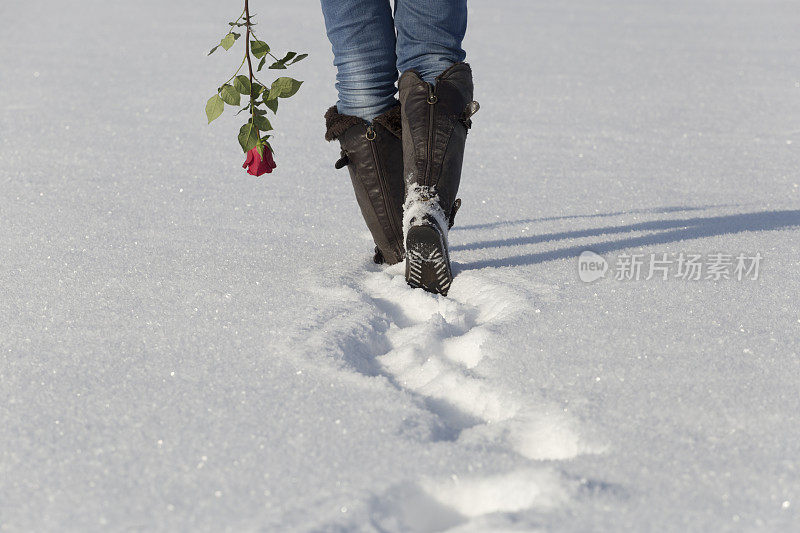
[2,0,800,531]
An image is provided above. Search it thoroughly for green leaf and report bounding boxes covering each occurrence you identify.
[253,107,267,116]
[250,40,270,58]
[251,115,272,132]
[257,56,266,72]
[269,52,296,69]
[270,52,307,68]
[207,45,219,56]
[287,53,308,65]
[233,75,251,95]
[251,82,264,97]
[268,77,303,100]
[264,98,278,114]
[238,122,259,152]
[220,33,236,50]
[256,143,265,159]
[205,94,224,123]
[220,84,240,106]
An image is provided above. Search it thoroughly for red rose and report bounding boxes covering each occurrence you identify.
[242,145,276,176]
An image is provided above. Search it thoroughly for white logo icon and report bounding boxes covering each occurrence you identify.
[578,251,608,282]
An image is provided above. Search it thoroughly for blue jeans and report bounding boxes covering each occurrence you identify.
[320,0,467,122]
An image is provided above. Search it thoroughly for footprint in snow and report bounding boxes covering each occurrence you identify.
[356,262,601,527]
[363,263,589,461]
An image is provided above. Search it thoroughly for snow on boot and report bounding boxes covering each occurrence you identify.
[398,62,479,295]
[402,185,454,294]
[325,104,406,265]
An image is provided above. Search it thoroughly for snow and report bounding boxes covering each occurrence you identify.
[403,185,450,242]
[2,0,800,531]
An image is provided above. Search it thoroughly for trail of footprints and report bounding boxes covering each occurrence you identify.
[356,263,597,530]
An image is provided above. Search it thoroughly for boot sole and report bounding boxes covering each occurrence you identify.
[405,224,452,296]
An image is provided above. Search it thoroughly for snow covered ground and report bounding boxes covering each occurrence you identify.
[2,0,800,530]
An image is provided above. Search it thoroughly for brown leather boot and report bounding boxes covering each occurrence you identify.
[325,104,406,265]
[398,62,479,295]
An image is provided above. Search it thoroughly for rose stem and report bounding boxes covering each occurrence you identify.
[244,0,259,140]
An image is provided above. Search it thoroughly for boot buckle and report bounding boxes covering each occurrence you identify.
[448,198,462,229]
[460,101,480,130]
[334,152,350,169]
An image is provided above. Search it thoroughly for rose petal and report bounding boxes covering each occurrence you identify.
[242,150,254,169]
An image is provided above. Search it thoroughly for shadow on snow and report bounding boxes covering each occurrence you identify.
[454,209,800,271]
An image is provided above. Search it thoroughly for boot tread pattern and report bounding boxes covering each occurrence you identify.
[405,225,452,296]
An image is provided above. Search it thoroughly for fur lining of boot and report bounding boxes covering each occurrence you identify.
[324,106,363,142]
[372,103,402,139]
[324,103,402,142]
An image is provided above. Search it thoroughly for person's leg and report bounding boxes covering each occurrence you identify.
[393,0,467,84]
[320,0,398,122]
[321,0,406,264]
[394,0,475,295]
